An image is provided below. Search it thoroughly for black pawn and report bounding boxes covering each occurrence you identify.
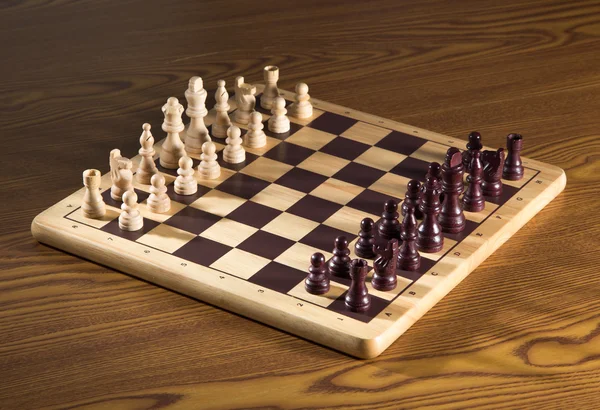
[372,239,399,291]
[402,179,423,219]
[502,133,524,181]
[417,174,444,253]
[345,259,371,313]
[378,199,400,241]
[355,217,376,259]
[328,236,351,279]
[305,252,330,295]
[398,205,421,271]
[462,131,483,172]
[463,150,486,212]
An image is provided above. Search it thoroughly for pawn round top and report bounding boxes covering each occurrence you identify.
[250,111,262,123]
[296,82,308,95]
[273,96,286,110]
[122,189,137,206]
[189,76,203,91]
[360,217,374,232]
[407,179,421,193]
[384,199,398,212]
[217,79,225,87]
[202,141,216,155]
[428,162,441,177]
[179,155,192,169]
[166,97,179,106]
[334,235,348,250]
[445,147,462,167]
[142,123,151,131]
[227,125,241,139]
[311,252,325,267]
[467,131,482,150]
[151,172,165,187]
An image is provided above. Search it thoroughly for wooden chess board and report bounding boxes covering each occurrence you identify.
[31,84,566,358]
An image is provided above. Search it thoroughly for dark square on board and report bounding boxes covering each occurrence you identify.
[166,182,211,205]
[286,195,343,223]
[226,201,282,229]
[389,156,431,182]
[249,261,307,294]
[320,137,370,161]
[163,206,221,235]
[263,141,315,166]
[101,188,150,209]
[218,150,259,172]
[206,125,227,145]
[216,172,270,199]
[333,162,386,188]
[100,217,160,242]
[173,236,232,267]
[263,121,303,141]
[485,183,520,207]
[307,112,358,136]
[237,230,295,260]
[443,219,480,243]
[346,188,401,216]
[327,292,389,323]
[154,158,201,177]
[300,224,357,252]
[375,131,428,156]
[275,167,329,193]
[396,256,437,282]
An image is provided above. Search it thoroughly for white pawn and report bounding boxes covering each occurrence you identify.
[82,169,106,219]
[198,141,221,179]
[223,126,246,164]
[119,190,143,231]
[175,156,197,195]
[109,149,133,201]
[212,79,231,138]
[268,96,290,134]
[160,97,187,169]
[136,123,157,184]
[183,76,210,154]
[245,111,266,148]
[147,173,171,214]
[289,83,313,119]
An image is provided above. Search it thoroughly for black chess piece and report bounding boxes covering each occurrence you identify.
[439,147,466,233]
[345,259,371,313]
[305,252,330,295]
[417,173,444,253]
[482,148,505,197]
[463,150,486,212]
[398,205,421,271]
[372,239,399,291]
[378,199,400,241]
[502,133,524,181]
[462,131,483,172]
[402,179,423,219]
[355,217,376,259]
[328,236,351,279]
[425,162,444,205]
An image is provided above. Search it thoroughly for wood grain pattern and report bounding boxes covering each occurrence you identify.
[1,0,599,407]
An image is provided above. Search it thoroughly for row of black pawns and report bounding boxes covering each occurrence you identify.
[305,132,525,313]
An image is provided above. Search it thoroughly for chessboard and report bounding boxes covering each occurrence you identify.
[31,83,566,358]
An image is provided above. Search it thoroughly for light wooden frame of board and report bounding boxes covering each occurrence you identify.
[32,86,566,358]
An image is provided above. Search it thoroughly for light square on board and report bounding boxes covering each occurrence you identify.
[262,213,320,242]
[240,156,294,182]
[285,126,336,151]
[341,121,391,145]
[369,173,411,198]
[67,207,119,229]
[410,141,449,164]
[464,201,500,223]
[310,178,365,206]
[275,242,333,272]
[190,189,246,217]
[366,275,413,302]
[196,167,236,189]
[136,224,197,254]
[297,151,350,177]
[210,248,270,280]
[355,146,407,172]
[420,237,458,262]
[324,206,379,235]
[503,167,537,189]
[138,200,187,223]
[199,218,258,247]
[243,136,281,156]
[250,183,306,211]
[287,280,347,308]
[288,107,325,126]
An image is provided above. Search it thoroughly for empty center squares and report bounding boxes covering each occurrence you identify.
[240,156,293,182]
[297,151,350,177]
[341,121,391,145]
[250,183,306,211]
[210,248,270,279]
[263,213,320,241]
[310,178,365,205]
[285,127,336,151]
[199,218,258,247]
[355,146,407,172]
[191,189,246,217]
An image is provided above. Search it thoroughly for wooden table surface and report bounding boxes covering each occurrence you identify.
[2,0,599,408]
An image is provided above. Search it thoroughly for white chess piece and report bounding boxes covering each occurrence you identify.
[160,97,187,169]
[147,173,171,214]
[109,149,133,201]
[136,123,157,184]
[183,76,210,154]
[223,126,246,164]
[212,79,231,138]
[232,76,256,125]
[82,169,106,219]
[198,141,221,179]
[119,190,143,231]
[175,156,197,195]
[245,111,266,148]
[268,96,290,134]
[260,65,280,109]
[289,83,313,119]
